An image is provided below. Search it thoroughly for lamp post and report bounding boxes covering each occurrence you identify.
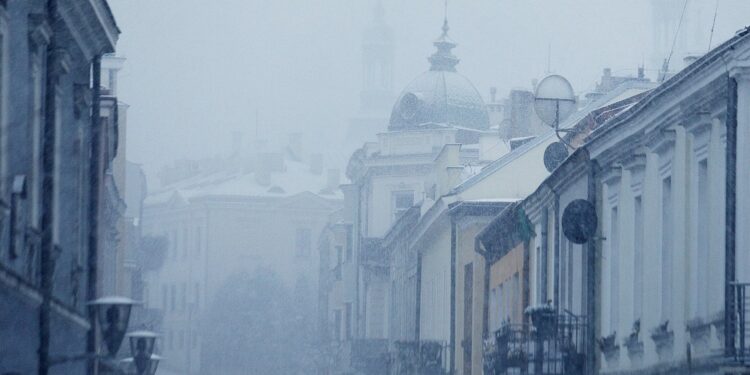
[126,331,160,375]
[121,354,163,375]
[89,297,140,357]
[47,296,138,372]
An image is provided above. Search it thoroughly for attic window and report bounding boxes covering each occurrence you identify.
[267,186,285,194]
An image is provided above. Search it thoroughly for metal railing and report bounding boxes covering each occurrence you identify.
[484,311,588,375]
[389,340,449,375]
[728,282,750,366]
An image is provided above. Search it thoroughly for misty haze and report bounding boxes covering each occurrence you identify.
[2,1,750,375]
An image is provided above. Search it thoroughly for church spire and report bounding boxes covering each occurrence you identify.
[428,4,459,72]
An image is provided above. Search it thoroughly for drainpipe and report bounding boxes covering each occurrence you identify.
[553,191,560,307]
[541,207,549,303]
[586,153,600,375]
[724,75,737,358]
[415,250,422,341]
[449,220,457,375]
[39,2,60,373]
[477,237,490,339]
[87,54,103,375]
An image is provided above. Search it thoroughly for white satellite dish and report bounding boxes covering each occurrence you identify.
[533,74,576,128]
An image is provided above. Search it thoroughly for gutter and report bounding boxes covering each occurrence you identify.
[724,75,737,357]
[449,220,456,375]
[586,152,600,375]
[86,54,103,375]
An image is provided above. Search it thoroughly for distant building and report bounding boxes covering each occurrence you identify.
[0,1,120,374]
[345,1,395,154]
[142,137,341,374]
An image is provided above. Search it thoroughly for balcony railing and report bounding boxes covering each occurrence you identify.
[389,340,449,375]
[727,282,750,367]
[484,310,588,375]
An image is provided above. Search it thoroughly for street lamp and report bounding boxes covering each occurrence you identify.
[88,296,139,357]
[121,354,163,375]
[127,330,160,375]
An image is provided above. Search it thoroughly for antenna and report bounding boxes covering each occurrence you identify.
[444,0,448,23]
[708,0,719,51]
[663,0,690,79]
[546,43,552,73]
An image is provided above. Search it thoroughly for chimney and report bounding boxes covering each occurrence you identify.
[310,153,323,175]
[490,87,497,103]
[637,66,645,79]
[326,169,340,192]
[683,54,701,67]
[603,67,611,78]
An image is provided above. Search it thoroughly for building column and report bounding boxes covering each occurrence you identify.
[641,150,661,365]
[732,68,750,283]
[671,126,689,360]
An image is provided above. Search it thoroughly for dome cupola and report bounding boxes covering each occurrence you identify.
[389,19,489,131]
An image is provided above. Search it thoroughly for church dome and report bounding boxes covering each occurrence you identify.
[389,20,489,131]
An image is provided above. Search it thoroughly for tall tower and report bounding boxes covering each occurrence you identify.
[345,1,395,149]
[360,0,394,112]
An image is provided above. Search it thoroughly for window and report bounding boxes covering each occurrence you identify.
[610,206,620,332]
[178,330,184,349]
[295,228,311,258]
[391,190,414,222]
[345,225,353,261]
[168,330,174,350]
[661,177,673,321]
[633,196,644,319]
[192,331,198,348]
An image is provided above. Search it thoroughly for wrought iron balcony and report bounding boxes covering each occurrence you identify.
[484,310,588,375]
[726,282,750,369]
[389,340,449,375]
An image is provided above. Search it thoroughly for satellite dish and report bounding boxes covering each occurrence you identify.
[543,142,569,172]
[561,199,597,244]
[533,75,576,127]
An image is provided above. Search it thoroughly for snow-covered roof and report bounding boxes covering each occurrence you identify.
[145,158,342,206]
[449,79,658,195]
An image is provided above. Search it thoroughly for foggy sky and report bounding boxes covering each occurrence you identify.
[108,0,750,182]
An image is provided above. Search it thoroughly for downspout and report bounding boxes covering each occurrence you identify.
[355,183,362,338]
[553,191,560,307]
[449,219,457,375]
[541,207,549,303]
[39,2,59,373]
[415,250,422,341]
[87,55,103,375]
[724,75,737,358]
[586,152,600,375]
[477,237,490,339]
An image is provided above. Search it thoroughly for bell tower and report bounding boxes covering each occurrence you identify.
[360,0,394,112]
